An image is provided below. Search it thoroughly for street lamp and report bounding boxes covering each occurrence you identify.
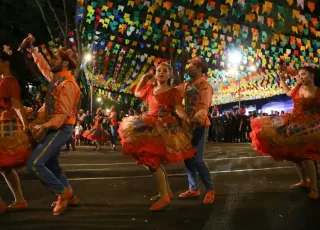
[249,65,256,71]
[228,50,242,66]
[84,53,92,62]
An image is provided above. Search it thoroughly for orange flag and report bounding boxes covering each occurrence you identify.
[308,2,315,12]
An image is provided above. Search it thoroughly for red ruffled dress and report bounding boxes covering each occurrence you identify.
[118,83,196,170]
[82,115,110,142]
[250,84,320,161]
[0,77,33,170]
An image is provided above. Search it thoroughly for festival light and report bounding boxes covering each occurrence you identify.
[84,53,92,62]
[228,50,242,66]
[249,65,257,71]
[227,68,238,76]
[96,97,102,102]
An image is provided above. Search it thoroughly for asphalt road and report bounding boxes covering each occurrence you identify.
[1,143,319,230]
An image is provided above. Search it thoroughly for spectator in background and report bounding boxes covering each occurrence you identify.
[118,111,125,122]
[74,120,83,146]
[128,108,135,117]
[77,109,86,125]
[223,112,233,143]
[104,106,118,150]
[208,106,219,142]
[240,105,246,115]
[83,111,92,145]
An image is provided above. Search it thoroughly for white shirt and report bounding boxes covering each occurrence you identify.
[75,125,83,135]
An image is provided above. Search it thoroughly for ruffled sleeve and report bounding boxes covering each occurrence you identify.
[139,83,153,104]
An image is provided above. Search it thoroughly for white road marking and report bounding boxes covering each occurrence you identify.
[60,156,271,167]
[204,156,270,161]
[66,165,295,181]
[60,162,136,166]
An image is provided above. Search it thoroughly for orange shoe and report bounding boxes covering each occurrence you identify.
[150,193,174,201]
[0,202,7,214]
[51,195,79,207]
[7,201,27,212]
[290,179,310,189]
[52,188,73,216]
[149,196,171,211]
[308,190,319,200]
[203,190,216,204]
[178,190,200,199]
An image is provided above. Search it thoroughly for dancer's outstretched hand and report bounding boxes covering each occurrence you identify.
[18,34,35,52]
[279,71,286,81]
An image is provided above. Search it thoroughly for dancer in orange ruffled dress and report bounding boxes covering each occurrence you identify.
[250,66,320,199]
[82,108,110,150]
[119,63,196,211]
[0,46,33,214]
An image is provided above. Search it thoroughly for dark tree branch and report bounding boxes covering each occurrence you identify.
[62,0,68,41]
[34,0,55,43]
[47,0,65,40]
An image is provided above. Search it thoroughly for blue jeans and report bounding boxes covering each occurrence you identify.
[110,125,118,147]
[211,126,219,141]
[26,125,73,194]
[184,127,214,191]
[65,135,75,149]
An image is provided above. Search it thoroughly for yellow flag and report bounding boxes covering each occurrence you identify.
[287,0,293,6]
[226,0,233,6]
[127,1,134,7]
[220,4,229,16]
[291,26,298,33]
[194,0,205,6]
[292,10,300,19]
[277,13,284,21]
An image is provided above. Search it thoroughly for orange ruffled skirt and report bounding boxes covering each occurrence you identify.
[0,119,33,171]
[82,125,110,143]
[118,115,196,169]
[250,112,320,161]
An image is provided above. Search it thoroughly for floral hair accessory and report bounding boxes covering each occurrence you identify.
[302,62,319,69]
[3,45,12,55]
[156,61,173,70]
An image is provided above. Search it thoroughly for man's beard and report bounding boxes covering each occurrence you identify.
[51,63,63,73]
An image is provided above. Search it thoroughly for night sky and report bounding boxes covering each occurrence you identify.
[0,0,76,48]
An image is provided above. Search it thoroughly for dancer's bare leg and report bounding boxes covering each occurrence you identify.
[303,159,319,199]
[150,165,173,201]
[1,168,25,203]
[94,141,101,150]
[290,162,309,188]
[149,166,170,211]
[153,166,169,198]
[160,165,172,194]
